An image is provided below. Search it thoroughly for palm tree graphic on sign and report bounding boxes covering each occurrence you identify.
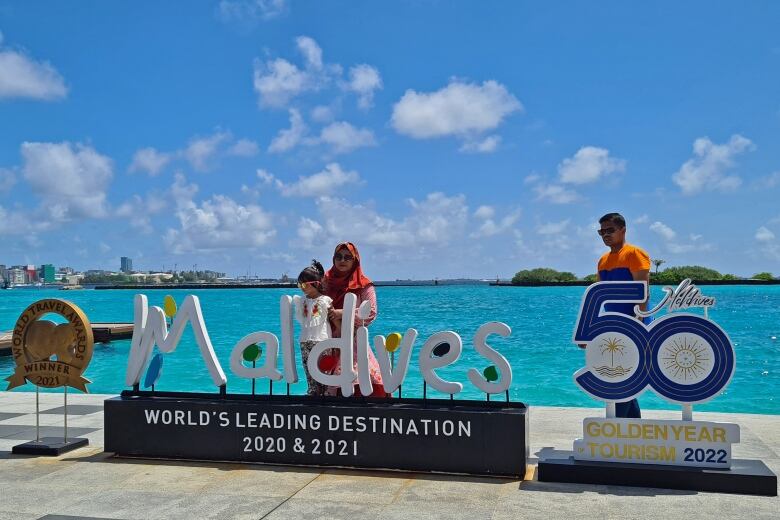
[594,336,632,378]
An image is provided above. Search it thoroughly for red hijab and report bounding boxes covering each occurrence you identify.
[324,242,372,309]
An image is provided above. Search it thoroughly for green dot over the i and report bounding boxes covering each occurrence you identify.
[243,344,262,362]
[483,365,499,382]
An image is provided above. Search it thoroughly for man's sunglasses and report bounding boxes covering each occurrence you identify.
[297,281,322,290]
[334,253,354,262]
[597,227,621,236]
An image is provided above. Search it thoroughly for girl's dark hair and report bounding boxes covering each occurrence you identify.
[298,259,325,284]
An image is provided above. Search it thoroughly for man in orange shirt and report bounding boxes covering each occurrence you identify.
[596,212,651,418]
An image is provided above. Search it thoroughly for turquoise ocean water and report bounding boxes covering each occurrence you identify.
[1,285,778,414]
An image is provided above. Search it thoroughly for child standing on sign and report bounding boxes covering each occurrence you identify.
[293,260,336,396]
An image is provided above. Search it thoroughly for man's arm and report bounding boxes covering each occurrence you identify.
[632,269,650,312]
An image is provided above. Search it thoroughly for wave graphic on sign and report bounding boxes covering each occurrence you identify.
[594,365,632,378]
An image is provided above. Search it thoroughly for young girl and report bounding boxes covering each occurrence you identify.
[293,260,336,396]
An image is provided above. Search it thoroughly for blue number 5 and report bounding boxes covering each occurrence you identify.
[572,281,735,403]
[572,282,650,401]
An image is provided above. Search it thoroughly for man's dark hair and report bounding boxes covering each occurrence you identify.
[599,212,626,228]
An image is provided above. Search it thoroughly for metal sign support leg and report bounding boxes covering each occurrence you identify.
[64,386,68,443]
[35,386,40,442]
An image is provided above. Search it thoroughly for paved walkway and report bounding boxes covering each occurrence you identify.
[0,391,777,520]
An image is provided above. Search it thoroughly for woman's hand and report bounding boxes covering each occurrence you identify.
[328,308,344,321]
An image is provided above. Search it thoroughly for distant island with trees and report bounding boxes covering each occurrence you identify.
[507,265,778,286]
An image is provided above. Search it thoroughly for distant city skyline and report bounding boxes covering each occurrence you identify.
[1,2,779,279]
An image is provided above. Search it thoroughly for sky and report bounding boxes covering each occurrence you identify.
[1,1,779,279]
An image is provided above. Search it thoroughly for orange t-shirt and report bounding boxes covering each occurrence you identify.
[598,243,650,281]
[597,243,651,315]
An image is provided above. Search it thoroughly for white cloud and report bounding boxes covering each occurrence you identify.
[268,109,307,153]
[752,171,780,189]
[217,0,287,22]
[252,36,340,108]
[252,37,379,114]
[672,134,754,195]
[228,138,260,157]
[391,80,522,140]
[650,221,676,241]
[634,214,649,224]
[165,174,275,252]
[115,193,166,234]
[459,135,501,154]
[183,131,230,172]
[756,226,775,242]
[666,243,696,254]
[523,173,541,185]
[253,57,309,108]
[302,192,468,250]
[346,64,382,109]
[0,167,16,193]
[296,217,324,248]
[647,221,714,255]
[533,183,579,204]
[280,163,361,197]
[471,209,521,238]
[311,105,335,123]
[0,37,67,100]
[296,36,323,70]
[21,141,113,219]
[171,172,199,204]
[317,121,376,154]
[536,219,570,234]
[128,147,171,176]
[0,205,53,236]
[256,168,283,189]
[558,146,626,185]
[474,205,495,219]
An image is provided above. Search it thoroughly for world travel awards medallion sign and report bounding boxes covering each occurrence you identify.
[104,293,529,477]
[6,299,94,455]
[538,280,777,496]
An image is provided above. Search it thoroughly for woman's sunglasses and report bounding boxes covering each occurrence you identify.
[334,253,354,262]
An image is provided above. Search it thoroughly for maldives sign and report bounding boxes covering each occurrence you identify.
[124,292,514,397]
[571,279,739,468]
[104,292,528,477]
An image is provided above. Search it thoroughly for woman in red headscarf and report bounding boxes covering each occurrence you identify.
[324,242,387,397]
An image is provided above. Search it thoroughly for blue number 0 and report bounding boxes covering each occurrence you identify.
[572,282,735,404]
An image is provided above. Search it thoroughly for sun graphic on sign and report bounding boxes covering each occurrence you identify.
[600,336,626,367]
[661,337,710,381]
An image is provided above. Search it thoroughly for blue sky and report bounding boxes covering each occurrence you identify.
[1,1,779,279]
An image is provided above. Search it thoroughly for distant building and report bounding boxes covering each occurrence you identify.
[9,268,25,285]
[0,264,6,282]
[85,269,112,276]
[121,257,133,273]
[25,265,38,284]
[65,274,84,286]
[39,264,55,284]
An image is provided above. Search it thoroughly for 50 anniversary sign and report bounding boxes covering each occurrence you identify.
[571,280,738,469]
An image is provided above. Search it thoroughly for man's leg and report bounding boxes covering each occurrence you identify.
[615,399,641,418]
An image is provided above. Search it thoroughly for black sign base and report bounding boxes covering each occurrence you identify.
[12,437,89,456]
[105,391,528,477]
[538,452,777,496]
